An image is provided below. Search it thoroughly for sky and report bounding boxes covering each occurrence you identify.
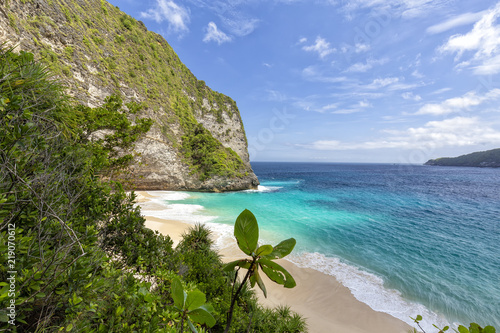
[107,0,500,163]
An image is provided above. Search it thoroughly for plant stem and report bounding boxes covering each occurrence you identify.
[224,257,256,333]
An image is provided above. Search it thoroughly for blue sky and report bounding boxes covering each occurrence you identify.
[108,0,500,163]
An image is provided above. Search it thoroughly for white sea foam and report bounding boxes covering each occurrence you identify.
[140,191,217,224]
[288,252,453,332]
[244,185,282,193]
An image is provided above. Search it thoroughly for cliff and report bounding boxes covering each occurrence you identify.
[0,0,259,191]
[424,148,500,168]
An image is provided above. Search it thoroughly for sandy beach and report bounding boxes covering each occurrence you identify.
[135,191,413,333]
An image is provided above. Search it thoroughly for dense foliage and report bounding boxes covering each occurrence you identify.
[0,48,305,332]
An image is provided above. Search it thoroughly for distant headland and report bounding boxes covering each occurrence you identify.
[424,148,500,167]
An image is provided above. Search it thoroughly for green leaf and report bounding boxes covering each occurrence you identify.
[259,258,296,288]
[254,269,267,298]
[115,306,125,316]
[187,319,198,333]
[234,209,259,255]
[249,272,257,288]
[266,238,296,259]
[188,306,216,327]
[469,324,481,333]
[483,326,496,333]
[171,277,186,309]
[223,259,250,272]
[415,315,423,322]
[256,244,273,256]
[185,289,206,311]
[66,323,73,331]
[457,326,469,333]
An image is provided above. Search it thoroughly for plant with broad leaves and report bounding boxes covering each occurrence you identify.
[223,209,297,333]
[410,315,496,333]
[171,276,216,333]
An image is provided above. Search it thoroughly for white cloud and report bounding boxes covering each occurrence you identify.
[182,0,259,37]
[302,36,336,59]
[402,92,422,101]
[439,3,500,75]
[427,11,487,34]
[345,58,389,73]
[224,18,259,37]
[302,66,347,83]
[369,77,399,88]
[203,22,232,44]
[140,0,190,34]
[416,89,500,115]
[302,117,500,150]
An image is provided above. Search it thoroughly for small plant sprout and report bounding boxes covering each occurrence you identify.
[223,209,297,333]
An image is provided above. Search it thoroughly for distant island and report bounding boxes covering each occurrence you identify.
[424,148,500,167]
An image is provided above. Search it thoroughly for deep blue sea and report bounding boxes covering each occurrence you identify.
[141,162,500,329]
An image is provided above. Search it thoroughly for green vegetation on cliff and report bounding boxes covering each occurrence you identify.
[0,48,303,332]
[424,148,500,168]
[3,0,252,186]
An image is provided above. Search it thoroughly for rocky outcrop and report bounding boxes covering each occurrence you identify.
[0,0,258,191]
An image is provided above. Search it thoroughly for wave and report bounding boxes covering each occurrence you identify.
[243,185,283,193]
[288,252,454,332]
[140,191,217,224]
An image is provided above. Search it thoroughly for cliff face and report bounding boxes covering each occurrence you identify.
[0,0,259,191]
[424,148,500,168]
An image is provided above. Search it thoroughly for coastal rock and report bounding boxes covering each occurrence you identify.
[0,0,259,191]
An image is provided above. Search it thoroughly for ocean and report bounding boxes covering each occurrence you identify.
[140,162,500,330]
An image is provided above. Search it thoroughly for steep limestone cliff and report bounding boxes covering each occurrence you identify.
[0,0,259,191]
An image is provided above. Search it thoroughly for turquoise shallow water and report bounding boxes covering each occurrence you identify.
[142,163,500,329]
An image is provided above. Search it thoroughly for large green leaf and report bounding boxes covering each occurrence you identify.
[254,269,267,298]
[266,238,296,259]
[256,244,273,256]
[188,306,216,327]
[483,326,496,333]
[171,277,186,309]
[457,326,469,333]
[234,209,259,255]
[185,289,206,311]
[259,258,296,288]
[223,259,251,272]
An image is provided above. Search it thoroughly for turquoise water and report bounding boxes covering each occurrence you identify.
[143,163,500,329]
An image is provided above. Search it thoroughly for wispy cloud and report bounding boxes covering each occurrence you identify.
[183,0,259,37]
[344,58,389,73]
[416,89,500,115]
[427,10,487,34]
[140,0,190,34]
[439,2,500,75]
[203,22,232,44]
[301,117,500,150]
[340,0,453,19]
[302,66,347,83]
[401,92,422,101]
[300,36,336,59]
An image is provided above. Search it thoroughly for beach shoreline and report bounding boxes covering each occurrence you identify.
[135,190,413,333]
